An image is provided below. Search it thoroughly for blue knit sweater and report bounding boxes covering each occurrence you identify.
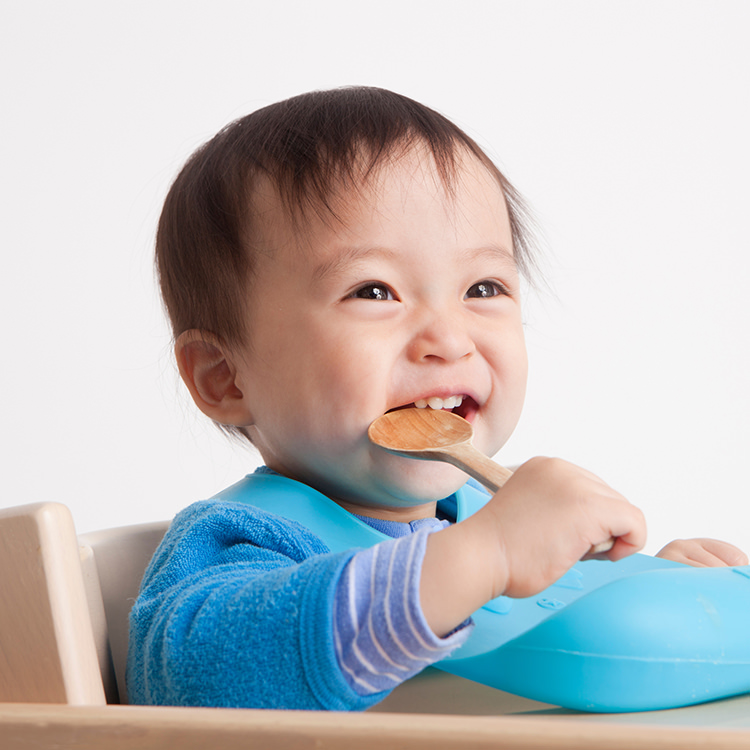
[127,498,387,710]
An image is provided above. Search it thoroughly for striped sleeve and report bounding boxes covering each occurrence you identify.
[332,527,473,695]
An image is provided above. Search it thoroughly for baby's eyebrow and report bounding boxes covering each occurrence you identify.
[312,246,400,283]
[461,244,517,268]
[312,243,517,283]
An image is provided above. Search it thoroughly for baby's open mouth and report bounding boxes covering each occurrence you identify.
[387,394,477,422]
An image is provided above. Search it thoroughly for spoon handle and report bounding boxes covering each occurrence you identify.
[443,442,514,493]
[446,443,614,556]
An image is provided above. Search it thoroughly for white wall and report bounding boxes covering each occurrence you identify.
[2,1,748,556]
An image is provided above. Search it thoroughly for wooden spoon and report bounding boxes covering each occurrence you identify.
[368,407,513,492]
[368,407,613,555]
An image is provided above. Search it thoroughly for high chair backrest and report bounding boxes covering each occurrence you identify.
[79,519,168,703]
[0,502,167,705]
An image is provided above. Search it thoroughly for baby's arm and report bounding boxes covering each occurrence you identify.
[334,528,471,695]
[420,457,647,637]
[127,500,385,711]
[656,538,748,567]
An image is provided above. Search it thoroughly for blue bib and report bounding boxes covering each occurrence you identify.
[217,473,750,712]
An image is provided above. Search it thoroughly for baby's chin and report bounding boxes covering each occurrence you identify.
[325,465,468,522]
[366,455,470,507]
[282,450,471,514]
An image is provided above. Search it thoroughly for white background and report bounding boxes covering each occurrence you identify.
[2,1,748,555]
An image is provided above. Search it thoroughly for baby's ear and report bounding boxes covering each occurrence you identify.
[174,330,253,426]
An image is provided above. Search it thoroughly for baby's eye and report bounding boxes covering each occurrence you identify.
[349,283,396,301]
[465,281,509,299]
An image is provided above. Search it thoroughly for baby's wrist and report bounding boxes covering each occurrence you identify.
[419,518,500,635]
[461,505,510,601]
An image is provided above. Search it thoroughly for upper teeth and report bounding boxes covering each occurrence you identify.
[414,395,465,410]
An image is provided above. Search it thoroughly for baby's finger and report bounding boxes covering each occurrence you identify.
[695,538,748,566]
[603,534,646,562]
[608,505,648,560]
[581,509,647,563]
[656,538,748,567]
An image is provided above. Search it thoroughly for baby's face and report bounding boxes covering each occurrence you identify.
[235,149,528,518]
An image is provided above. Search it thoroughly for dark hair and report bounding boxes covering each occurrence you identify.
[156,86,537,349]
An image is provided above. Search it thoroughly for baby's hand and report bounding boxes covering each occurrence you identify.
[482,457,647,599]
[656,538,748,567]
[420,456,646,637]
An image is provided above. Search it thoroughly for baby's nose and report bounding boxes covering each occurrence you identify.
[408,314,475,363]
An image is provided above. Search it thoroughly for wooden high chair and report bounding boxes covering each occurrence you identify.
[2,501,750,749]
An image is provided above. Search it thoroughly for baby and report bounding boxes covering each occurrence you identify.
[128,87,746,710]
